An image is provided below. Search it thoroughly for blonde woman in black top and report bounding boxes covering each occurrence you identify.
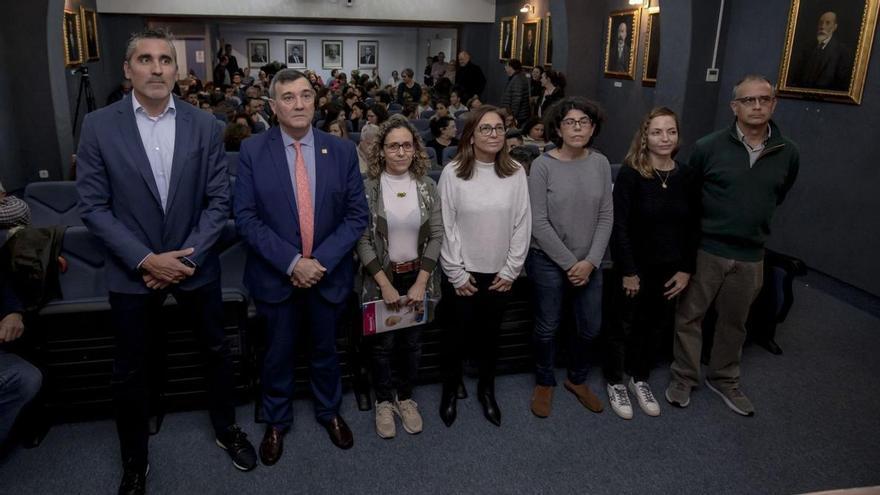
[604,107,700,419]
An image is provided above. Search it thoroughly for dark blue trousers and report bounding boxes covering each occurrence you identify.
[257,289,343,429]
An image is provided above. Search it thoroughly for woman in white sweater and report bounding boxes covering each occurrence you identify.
[437,105,531,427]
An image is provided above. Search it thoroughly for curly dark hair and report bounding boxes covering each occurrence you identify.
[430,116,455,137]
[365,115,431,180]
[543,96,605,148]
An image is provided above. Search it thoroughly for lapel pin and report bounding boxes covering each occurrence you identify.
[321,148,328,154]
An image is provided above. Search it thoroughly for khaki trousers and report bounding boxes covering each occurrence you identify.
[670,250,763,388]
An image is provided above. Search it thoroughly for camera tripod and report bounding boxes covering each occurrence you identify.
[72,66,97,136]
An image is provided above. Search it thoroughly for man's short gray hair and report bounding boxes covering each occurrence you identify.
[732,74,776,99]
[269,68,308,99]
[125,28,177,64]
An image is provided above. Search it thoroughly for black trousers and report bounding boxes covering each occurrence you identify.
[369,270,422,402]
[109,280,235,468]
[440,272,511,390]
[603,265,677,384]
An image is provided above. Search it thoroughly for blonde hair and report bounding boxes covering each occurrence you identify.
[623,107,680,179]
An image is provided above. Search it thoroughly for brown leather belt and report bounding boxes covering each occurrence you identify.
[392,259,421,274]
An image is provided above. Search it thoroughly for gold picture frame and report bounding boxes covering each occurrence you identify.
[642,9,660,86]
[499,16,517,62]
[543,13,553,67]
[80,7,100,62]
[63,8,83,67]
[519,19,541,68]
[777,0,878,104]
[604,8,641,80]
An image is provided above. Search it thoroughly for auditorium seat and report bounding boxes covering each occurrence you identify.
[523,144,540,155]
[544,142,557,152]
[410,119,430,132]
[420,110,435,119]
[454,110,468,118]
[427,170,442,184]
[442,145,459,165]
[425,147,438,167]
[388,103,403,114]
[24,182,82,227]
[420,129,433,144]
[349,132,360,144]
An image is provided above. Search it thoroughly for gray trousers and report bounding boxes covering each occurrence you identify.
[670,250,763,388]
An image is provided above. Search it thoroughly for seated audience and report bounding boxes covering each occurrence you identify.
[448,90,467,115]
[505,129,524,151]
[358,123,381,174]
[0,182,31,231]
[396,68,422,105]
[416,93,433,117]
[323,119,349,140]
[356,116,442,438]
[224,122,251,151]
[350,101,368,132]
[426,116,458,166]
[431,99,450,120]
[367,104,390,126]
[521,118,548,151]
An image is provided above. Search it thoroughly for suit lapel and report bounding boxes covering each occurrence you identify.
[165,97,192,213]
[268,127,300,225]
[117,95,163,208]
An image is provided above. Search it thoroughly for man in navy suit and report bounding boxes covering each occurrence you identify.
[76,29,256,495]
[234,68,368,464]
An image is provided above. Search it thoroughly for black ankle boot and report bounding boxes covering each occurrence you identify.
[354,374,372,412]
[439,384,458,427]
[477,384,501,427]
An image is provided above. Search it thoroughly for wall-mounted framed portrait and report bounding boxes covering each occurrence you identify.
[63,9,83,67]
[499,16,517,62]
[519,19,541,68]
[80,7,100,62]
[777,0,878,104]
[543,13,553,67]
[642,9,660,86]
[604,8,641,79]
[322,40,343,69]
[285,39,307,68]
[358,40,378,69]
[247,39,269,67]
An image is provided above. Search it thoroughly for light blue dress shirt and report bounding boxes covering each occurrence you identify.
[281,127,317,274]
[132,94,176,210]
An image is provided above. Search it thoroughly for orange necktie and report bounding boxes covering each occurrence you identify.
[293,141,314,258]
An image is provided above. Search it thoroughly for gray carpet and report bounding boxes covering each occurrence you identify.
[1,281,879,495]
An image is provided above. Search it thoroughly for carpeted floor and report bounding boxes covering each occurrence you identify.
[1,280,879,495]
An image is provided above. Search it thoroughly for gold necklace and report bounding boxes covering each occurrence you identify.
[654,168,672,189]
[382,174,410,198]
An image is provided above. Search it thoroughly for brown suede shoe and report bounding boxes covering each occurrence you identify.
[530,385,554,418]
[564,379,604,413]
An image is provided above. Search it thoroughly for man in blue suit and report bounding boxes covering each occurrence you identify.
[234,68,368,463]
[76,29,256,495]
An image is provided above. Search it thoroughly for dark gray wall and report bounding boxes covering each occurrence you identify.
[714,0,880,296]
[459,23,495,101]
[0,18,23,190]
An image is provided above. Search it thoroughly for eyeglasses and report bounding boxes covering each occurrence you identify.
[384,142,414,153]
[561,117,592,128]
[477,124,506,136]
[734,95,775,106]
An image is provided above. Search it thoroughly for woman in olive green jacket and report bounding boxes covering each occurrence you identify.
[356,115,443,439]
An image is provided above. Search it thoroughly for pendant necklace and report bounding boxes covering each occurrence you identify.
[654,163,673,189]
[383,174,410,198]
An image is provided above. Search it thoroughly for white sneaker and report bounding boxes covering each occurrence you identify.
[606,383,633,420]
[628,378,661,417]
[394,398,423,434]
[375,401,396,439]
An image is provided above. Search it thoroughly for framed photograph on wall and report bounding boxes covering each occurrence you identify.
[63,9,83,67]
[642,9,660,86]
[358,40,378,69]
[519,19,541,68]
[604,8,640,79]
[543,13,553,67]
[285,39,307,68]
[80,7,100,62]
[322,40,343,69]
[247,39,269,67]
[499,16,517,62]
[777,0,878,104]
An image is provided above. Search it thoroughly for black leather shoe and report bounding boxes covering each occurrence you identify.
[478,388,501,427]
[322,416,354,450]
[439,385,457,427]
[456,381,468,399]
[259,426,284,466]
[759,339,783,355]
[216,425,257,471]
[118,462,149,495]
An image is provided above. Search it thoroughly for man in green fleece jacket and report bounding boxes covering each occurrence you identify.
[665,74,799,417]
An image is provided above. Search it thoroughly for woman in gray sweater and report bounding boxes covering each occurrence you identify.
[526,97,613,418]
